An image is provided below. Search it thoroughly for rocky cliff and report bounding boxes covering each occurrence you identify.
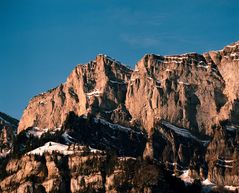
[18,55,132,133]
[18,42,239,136]
[0,41,239,192]
[0,112,18,158]
[0,145,176,193]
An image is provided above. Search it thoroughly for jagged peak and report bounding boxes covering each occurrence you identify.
[30,54,133,102]
[96,54,132,70]
[141,53,164,61]
[202,41,239,55]
[138,52,206,69]
[164,52,199,58]
[141,52,204,61]
[75,54,132,72]
[224,40,239,48]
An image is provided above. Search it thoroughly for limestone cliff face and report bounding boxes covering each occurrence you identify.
[0,148,174,193]
[18,55,132,133]
[126,53,224,135]
[205,41,239,124]
[9,41,239,191]
[18,42,239,136]
[205,124,239,186]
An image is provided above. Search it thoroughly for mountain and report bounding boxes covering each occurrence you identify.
[0,112,18,157]
[18,55,132,133]
[0,41,239,192]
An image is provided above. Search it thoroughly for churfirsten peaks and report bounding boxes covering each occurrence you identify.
[1,41,239,192]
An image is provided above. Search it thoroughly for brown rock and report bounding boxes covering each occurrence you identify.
[18,55,132,133]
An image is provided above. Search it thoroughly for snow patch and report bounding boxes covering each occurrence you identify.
[104,110,113,114]
[163,60,183,64]
[202,179,216,193]
[39,92,47,96]
[179,170,194,184]
[86,90,102,98]
[27,127,61,138]
[230,53,238,57]
[165,68,172,72]
[224,185,239,191]
[226,45,238,48]
[217,158,235,163]
[118,157,136,161]
[164,56,187,60]
[177,80,190,86]
[62,132,75,144]
[197,64,209,69]
[216,163,233,168]
[161,121,210,145]
[94,118,143,135]
[27,141,102,156]
[110,80,126,84]
[202,179,215,186]
[39,100,47,105]
[0,150,10,158]
[89,146,102,153]
[226,125,238,132]
[27,127,48,138]
[166,162,184,169]
[0,116,10,125]
[27,142,73,156]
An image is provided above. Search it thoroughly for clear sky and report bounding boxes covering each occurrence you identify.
[1,0,239,119]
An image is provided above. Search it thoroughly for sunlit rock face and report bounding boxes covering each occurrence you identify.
[1,41,238,192]
[18,42,239,136]
[18,54,132,133]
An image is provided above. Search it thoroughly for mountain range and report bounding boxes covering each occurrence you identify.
[1,41,239,193]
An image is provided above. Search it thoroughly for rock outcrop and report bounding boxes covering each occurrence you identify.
[0,144,177,193]
[0,112,18,157]
[18,55,132,133]
[18,42,239,136]
[1,41,239,192]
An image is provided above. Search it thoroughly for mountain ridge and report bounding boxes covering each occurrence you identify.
[1,41,239,192]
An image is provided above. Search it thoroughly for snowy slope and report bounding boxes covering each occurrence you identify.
[27,141,102,156]
[161,121,210,145]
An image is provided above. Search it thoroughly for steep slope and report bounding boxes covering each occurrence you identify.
[12,41,239,192]
[205,41,239,124]
[18,55,132,133]
[0,112,18,157]
[19,42,239,136]
[126,53,224,135]
[0,143,199,193]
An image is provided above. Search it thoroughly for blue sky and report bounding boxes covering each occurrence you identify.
[1,0,239,119]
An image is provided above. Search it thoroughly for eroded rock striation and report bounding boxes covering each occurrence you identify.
[0,146,176,193]
[18,42,239,135]
[18,55,132,133]
[1,41,239,192]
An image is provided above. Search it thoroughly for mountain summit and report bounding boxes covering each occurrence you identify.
[18,54,132,132]
[1,42,239,192]
[19,42,239,136]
